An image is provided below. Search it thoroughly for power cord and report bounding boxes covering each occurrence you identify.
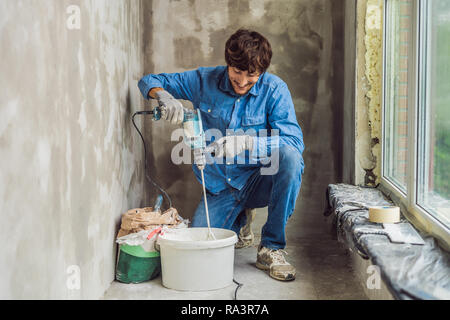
[233,278,243,300]
[132,111,172,209]
[133,111,243,299]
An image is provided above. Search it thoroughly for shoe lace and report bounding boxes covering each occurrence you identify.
[268,249,288,265]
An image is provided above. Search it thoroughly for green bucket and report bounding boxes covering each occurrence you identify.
[115,244,161,284]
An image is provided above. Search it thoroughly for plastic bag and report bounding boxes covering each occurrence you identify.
[117,207,186,238]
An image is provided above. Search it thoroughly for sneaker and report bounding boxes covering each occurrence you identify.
[235,209,256,249]
[256,245,296,281]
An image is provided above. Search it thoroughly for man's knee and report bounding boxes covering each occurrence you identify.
[261,145,304,177]
[278,145,304,179]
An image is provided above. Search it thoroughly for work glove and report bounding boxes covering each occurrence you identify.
[206,135,255,159]
[155,90,184,125]
[193,148,206,170]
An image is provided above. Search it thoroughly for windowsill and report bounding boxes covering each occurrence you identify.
[326,183,450,300]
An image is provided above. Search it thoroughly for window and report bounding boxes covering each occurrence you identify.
[383,0,413,192]
[382,0,450,242]
[417,0,450,228]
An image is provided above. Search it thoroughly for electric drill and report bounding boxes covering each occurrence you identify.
[141,105,207,169]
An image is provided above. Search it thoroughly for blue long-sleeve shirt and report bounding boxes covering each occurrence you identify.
[138,66,304,194]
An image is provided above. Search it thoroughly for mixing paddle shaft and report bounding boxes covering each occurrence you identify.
[200,168,216,240]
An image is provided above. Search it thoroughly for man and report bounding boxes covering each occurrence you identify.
[138,29,304,281]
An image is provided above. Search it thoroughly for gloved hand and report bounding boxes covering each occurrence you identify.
[155,90,185,125]
[206,135,255,159]
[193,148,206,170]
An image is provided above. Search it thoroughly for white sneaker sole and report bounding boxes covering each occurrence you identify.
[255,260,296,281]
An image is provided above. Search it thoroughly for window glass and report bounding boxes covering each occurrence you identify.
[383,0,413,192]
[417,0,450,228]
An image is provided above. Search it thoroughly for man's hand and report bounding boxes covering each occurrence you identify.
[206,135,254,159]
[154,90,184,125]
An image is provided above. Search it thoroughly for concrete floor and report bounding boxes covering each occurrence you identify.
[103,207,368,300]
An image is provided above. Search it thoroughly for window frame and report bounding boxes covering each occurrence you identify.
[381,0,450,250]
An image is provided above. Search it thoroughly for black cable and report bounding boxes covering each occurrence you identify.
[132,111,172,209]
[233,278,243,300]
[134,111,244,299]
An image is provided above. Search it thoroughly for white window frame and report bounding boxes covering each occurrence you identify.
[381,0,450,250]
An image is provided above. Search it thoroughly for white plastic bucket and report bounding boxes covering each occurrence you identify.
[157,227,238,291]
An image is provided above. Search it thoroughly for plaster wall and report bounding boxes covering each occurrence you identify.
[0,0,350,299]
[142,0,346,222]
[0,0,146,299]
[355,0,383,186]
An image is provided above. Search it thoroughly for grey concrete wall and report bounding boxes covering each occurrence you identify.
[0,0,146,299]
[0,0,347,299]
[343,0,357,184]
[143,0,345,221]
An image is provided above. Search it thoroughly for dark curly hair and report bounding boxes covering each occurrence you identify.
[225,29,272,74]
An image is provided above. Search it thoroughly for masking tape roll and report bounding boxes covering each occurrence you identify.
[369,206,400,223]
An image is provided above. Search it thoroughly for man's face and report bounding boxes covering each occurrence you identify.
[228,66,261,95]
